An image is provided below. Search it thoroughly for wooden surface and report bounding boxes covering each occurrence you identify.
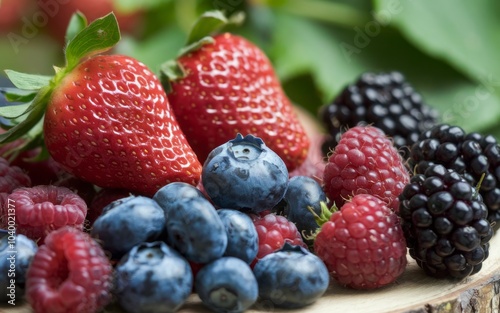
[2,232,500,313]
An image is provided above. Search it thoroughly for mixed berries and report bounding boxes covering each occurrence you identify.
[0,8,499,313]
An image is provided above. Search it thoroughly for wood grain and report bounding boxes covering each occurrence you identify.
[2,233,500,313]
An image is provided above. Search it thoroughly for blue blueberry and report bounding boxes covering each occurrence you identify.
[217,209,258,264]
[114,241,193,313]
[163,194,227,264]
[196,257,258,313]
[281,176,326,246]
[153,182,205,206]
[0,231,38,304]
[253,243,330,308]
[90,195,165,259]
[202,134,289,213]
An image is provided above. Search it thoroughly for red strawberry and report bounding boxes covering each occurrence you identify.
[162,14,309,171]
[323,125,409,213]
[0,0,31,33]
[43,54,201,196]
[314,194,407,289]
[0,14,202,197]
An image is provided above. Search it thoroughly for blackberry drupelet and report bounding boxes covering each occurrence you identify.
[399,164,493,279]
[410,124,500,223]
[320,71,439,159]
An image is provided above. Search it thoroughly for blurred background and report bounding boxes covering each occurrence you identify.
[1,0,499,138]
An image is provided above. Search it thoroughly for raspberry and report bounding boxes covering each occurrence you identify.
[0,156,31,204]
[0,134,63,186]
[26,226,113,313]
[250,213,306,267]
[409,124,500,223]
[314,194,407,289]
[323,125,410,213]
[399,164,493,279]
[2,185,87,243]
[320,71,439,159]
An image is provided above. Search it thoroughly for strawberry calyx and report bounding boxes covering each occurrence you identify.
[0,12,121,161]
[159,10,244,93]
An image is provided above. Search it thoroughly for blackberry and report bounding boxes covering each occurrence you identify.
[410,124,500,223]
[399,164,493,279]
[320,71,439,159]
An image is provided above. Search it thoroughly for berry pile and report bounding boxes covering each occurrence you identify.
[320,71,439,159]
[1,8,500,313]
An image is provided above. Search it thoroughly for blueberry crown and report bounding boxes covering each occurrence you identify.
[230,133,265,147]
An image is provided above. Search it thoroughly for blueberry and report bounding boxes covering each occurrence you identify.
[153,182,205,206]
[0,232,37,304]
[202,134,289,213]
[114,241,192,313]
[90,196,165,259]
[217,209,258,264]
[279,176,326,246]
[163,194,227,263]
[196,257,258,313]
[253,243,330,308]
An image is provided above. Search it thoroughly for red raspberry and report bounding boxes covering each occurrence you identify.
[0,135,64,186]
[2,185,87,243]
[323,125,409,213]
[314,194,407,289]
[251,213,307,267]
[26,226,113,313]
[0,156,31,194]
[0,156,31,216]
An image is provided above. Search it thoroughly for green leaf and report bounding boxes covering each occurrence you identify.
[4,70,52,90]
[0,86,51,144]
[185,10,244,46]
[113,0,170,13]
[115,23,186,72]
[159,60,187,93]
[64,13,121,71]
[0,103,32,118]
[260,0,369,28]
[270,13,364,104]
[65,12,88,45]
[1,88,37,103]
[373,0,500,82]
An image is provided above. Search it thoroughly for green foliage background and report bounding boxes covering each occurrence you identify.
[1,0,500,139]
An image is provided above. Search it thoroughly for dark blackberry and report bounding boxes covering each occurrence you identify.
[320,71,439,159]
[399,164,493,279]
[410,124,500,223]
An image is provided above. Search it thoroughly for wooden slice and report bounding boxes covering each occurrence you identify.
[3,232,500,313]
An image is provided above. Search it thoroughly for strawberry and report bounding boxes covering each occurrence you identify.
[161,11,309,171]
[0,13,202,197]
[0,0,31,33]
